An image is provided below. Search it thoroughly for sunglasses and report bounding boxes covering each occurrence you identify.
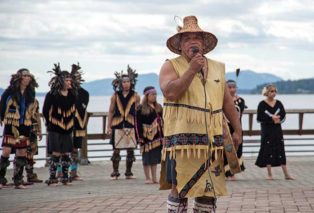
[270,90,277,93]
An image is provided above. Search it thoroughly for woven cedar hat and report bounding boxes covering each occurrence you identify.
[166,16,218,55]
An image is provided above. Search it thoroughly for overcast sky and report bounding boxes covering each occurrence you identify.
[0,0,313,92]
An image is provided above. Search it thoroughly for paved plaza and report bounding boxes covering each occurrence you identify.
[0,157,314,213]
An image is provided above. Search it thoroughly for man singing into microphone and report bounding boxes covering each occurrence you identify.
[159,16,242,212]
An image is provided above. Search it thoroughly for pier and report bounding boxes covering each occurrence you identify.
[1,157,314,212]
[78,109,314,163]
[1,109,314,212]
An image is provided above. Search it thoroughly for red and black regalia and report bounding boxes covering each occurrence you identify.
[0,69,38,186]
[255,100,287,167]
[25,98,43,183]
[224,96,246,177]
[136,102,163,166]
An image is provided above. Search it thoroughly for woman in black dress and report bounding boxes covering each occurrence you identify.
[255,84,294,180]
[136,86,163,184]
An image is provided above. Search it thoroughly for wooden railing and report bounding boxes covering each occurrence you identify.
[78,109,314,163]
[1,109,314,164]
[244,109,314,136]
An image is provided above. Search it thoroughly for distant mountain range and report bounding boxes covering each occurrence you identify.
[0,70,313,96]
[82,73,162,96]
[81,70,284,95]
[226,70,283,90]
[252,78,314,94]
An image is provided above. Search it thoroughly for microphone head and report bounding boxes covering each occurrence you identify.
[191,46,199,54]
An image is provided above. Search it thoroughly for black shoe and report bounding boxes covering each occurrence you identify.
[60,177,69,185]
[45,178,58,186]
[0,177,8,186]
[110,171,120,178]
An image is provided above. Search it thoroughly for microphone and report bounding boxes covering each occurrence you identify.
[191,46,199,54]
[191,46,204,77]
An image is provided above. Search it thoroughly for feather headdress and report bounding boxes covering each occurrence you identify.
[8,68,38,104]
[71,62,84,91]
[48,63,78,95]
[10,68,38,91]
[112,65,138,92]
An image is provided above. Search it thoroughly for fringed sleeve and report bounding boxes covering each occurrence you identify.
[34,100,42,134]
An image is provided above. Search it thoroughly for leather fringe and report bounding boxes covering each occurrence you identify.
[140,139,162,154]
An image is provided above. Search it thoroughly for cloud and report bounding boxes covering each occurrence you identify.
[0,0,313,92]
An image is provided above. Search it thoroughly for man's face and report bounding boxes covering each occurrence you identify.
[64,77,72,90]
[122,79,131,91]
[180,32,204,58]
[228,84,237,96]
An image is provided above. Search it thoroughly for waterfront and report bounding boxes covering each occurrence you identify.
[1,95,314,167]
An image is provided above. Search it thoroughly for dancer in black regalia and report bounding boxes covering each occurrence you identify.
[107,65,140,180]
[70,64,89,181]
[224,80,246,180]
[43,63,78,185]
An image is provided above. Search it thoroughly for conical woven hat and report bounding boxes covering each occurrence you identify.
[166,16,218,55]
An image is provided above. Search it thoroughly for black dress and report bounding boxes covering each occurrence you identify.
[136,104,163,166]
[255,100,287,168]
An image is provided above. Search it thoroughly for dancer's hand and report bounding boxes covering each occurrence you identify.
[107,127,112,135]
[232,130,242,150]
[38,133,43,141]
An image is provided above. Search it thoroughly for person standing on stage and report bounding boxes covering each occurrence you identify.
[43,63,78,185]
[70,63,89,181]
[107,65,140,180]
[25,98,43,183]
[223,80,246,180]
[136,86,163,184]
[255,84,294,180]
[159,15,241,212]
[0,69,38,189]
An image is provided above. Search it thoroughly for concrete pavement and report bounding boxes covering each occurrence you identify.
[0,157,314,213]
